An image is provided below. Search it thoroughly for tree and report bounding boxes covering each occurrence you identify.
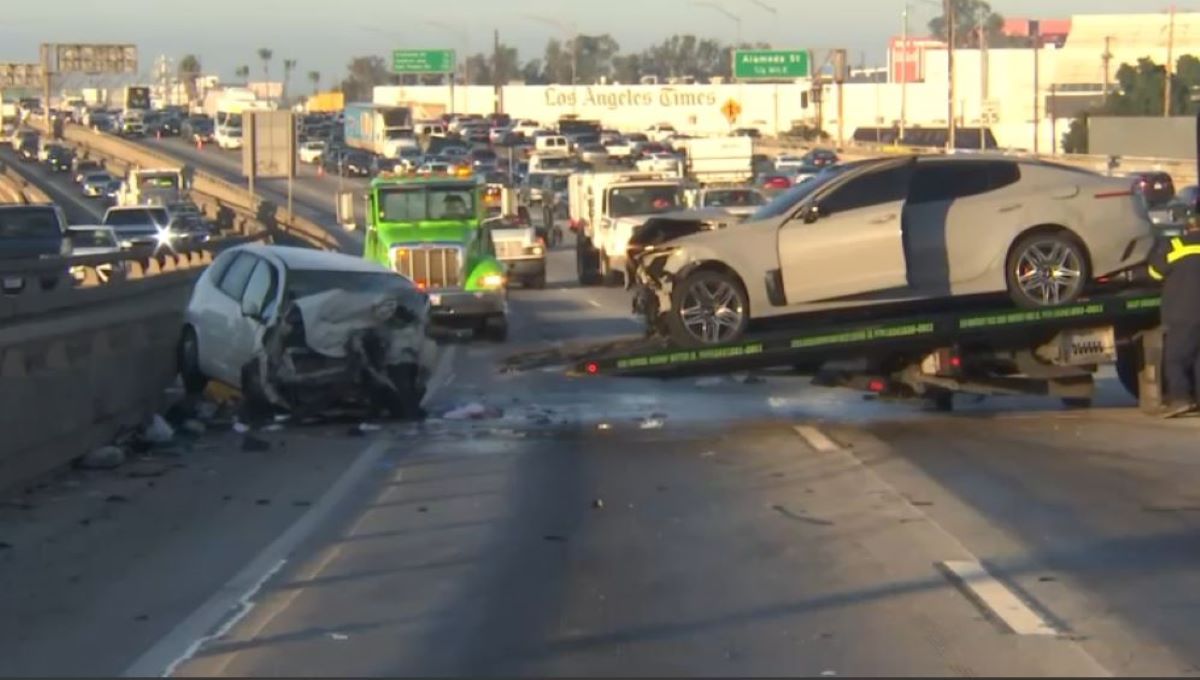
[282,58,297,102]
[928,0,1013,48]
[491,44,521,85]
[520,59,544,84]
[256,47,273,91]
[235,65,250,84]
[466,54,492,86]
[339,56,394,101]
[572,34,621,83]
[542,39,573,84]
[308,70,321,94]
[178,54,201,105]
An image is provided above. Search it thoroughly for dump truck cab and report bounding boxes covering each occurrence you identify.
[363,167,510,341]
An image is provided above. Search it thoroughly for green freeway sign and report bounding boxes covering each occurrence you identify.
[734,50,810,79]
[392,49,456,74]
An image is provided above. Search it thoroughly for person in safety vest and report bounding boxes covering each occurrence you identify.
[1148,212,1200,417]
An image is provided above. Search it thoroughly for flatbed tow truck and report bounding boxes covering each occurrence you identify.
[508,288,1168,413]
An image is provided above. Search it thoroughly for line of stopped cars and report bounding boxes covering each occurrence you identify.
[628,154,1164,347]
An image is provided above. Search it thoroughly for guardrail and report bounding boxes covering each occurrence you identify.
[0,161,53,204]
[45,122,349,252]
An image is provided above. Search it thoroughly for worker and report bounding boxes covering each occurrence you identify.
[1148,212,1200,418]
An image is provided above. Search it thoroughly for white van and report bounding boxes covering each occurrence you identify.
[535,135,570,157]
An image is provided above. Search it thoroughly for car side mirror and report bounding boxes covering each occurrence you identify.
[802,204,823,224]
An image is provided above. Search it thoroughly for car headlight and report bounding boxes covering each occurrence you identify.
[480,273,506,289]
[526,245,544,256]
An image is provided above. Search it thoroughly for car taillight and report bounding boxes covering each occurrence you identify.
[766,176,791,189]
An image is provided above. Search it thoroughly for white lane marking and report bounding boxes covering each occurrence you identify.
[938,560,1058,636]
[123,439,394,678]
[587,299,603,308]
[793,425,842,452]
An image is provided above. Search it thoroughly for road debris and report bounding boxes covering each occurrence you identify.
[358,423,382,432]
[639,417,665,430]
[772,504,834,526]
[242,436,271,453]
[233,421,251,434]
[76,445,126,470]
[181,419,207,436]
[142,415,175,445]
[263,424,286,432]
[441,402,503,420]
[592,499,605,509]
[329,632,349,641]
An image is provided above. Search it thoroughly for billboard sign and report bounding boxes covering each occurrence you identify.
[243,111,296,179]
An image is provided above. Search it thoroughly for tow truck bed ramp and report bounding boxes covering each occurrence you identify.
[567,291,1162,378]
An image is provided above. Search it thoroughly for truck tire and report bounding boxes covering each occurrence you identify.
[576,233,601,286]
[599,251,624,287]
[1115,340,1141,399]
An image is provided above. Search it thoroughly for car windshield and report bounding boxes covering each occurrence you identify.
[704,190,766,207]
[68,228,117,248]
[0,208,61,239]
[609,186,682,217]
[378,185,477,221]
[549,175,569,191]
[285,270,411,299]
[750,163,858,221]
[85,172,112,183]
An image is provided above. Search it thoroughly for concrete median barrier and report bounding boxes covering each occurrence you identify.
[0,279,191,492]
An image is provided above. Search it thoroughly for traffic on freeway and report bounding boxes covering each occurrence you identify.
[5,3,1200,677]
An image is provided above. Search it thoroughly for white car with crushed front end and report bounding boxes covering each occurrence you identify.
[178,244,436,419]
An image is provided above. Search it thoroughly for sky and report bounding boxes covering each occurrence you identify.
[0,0,1174,84]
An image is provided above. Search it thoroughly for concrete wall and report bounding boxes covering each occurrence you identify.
[1089,116,1198,160]
[0,278,194,492]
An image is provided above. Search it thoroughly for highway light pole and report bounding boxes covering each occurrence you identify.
[746,0,778,47]
[691,1,743,79]
[523,15,578,86]
[945,0,956,150]
[426,21,470,114]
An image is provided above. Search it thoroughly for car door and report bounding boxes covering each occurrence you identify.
[777,159,914,305]
[227,258,281,386]
[903,160,1023,295]
[202,252,260,385]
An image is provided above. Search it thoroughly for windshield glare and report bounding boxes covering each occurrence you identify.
[379,185,477,222]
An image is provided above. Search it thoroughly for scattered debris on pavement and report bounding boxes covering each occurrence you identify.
[76,446,126,471]
[181,419,207,436]
[142,415,175,445]
[639,417,665,430]
[440,402,504,420]
[329,632,349,641]
[592,499,605,509]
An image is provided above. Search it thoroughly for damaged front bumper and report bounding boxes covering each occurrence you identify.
[629,251,676,336]
[247,288,436,418]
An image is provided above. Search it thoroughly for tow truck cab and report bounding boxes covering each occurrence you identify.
[362,168,510,341]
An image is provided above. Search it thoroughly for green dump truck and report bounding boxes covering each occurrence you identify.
[363,170,509,341]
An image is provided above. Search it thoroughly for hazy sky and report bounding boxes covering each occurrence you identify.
[0,0,1170,82]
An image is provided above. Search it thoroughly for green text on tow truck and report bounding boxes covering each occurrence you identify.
[362,171,509,337]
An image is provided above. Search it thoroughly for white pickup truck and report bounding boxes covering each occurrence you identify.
[568,171,686,286]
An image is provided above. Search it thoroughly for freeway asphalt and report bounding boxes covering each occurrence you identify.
[4,138,1200,676]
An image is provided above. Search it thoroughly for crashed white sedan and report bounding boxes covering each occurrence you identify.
[178,244,436,419]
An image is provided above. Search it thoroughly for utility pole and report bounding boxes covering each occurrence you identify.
[1165,4,1176,117]
[945,0,956,150]
[493,29,502,114]
[1102,36,1113,105]
[900,4,909,139]
[1032,20,1041,154]
[980,13,988,150]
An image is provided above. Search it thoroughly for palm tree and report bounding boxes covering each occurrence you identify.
[307,70,321,95]
[256,48,273,98]
[235,65,250,84]
[282,58,297,103]
[178,54,201,105]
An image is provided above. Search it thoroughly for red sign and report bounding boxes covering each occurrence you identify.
[889,36,946,84]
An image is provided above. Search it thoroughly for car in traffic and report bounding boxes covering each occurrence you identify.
[72,158,105,184]
[322,148,374,177]
[177,244,435,419]
[1129,171,1175,220]
[0,204,70,293]
[44,144,74,173]
[182,116,215,145]
[65,225,125,283]
[636,152,682,174]
[118,119,146,138]
[629,155,1157,347]
[81,171,116,197]
[468,147,498,171]
[578,143,610,165]
[299,139,326,164]
[102,205,172,250]
[692,187,768,219]
[800,148,840,168]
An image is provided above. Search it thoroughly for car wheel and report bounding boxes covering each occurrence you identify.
[1005,232,1089,308]
[576,233,600,286]
[177,327,208,396]
[665,269,749,347]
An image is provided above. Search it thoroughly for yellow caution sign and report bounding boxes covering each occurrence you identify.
[721,98,742,125]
